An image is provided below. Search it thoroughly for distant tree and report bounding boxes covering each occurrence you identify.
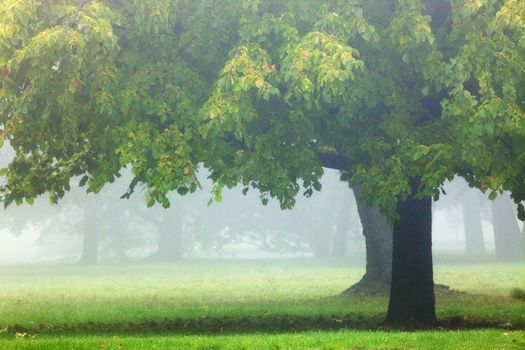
[77,196,100,264]
[178,169,361,258]
[461,190,486,254]
[151,214,184,260]
[0,170,153,264]
[187,172,359,258]
[331,207,349,257]
[436,178,487,254]
[491,193,525,261]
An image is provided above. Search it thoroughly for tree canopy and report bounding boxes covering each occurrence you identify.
[1,0,524,219]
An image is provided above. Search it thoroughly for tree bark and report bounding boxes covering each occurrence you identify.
[461,192,485,254]
[491,194,525,261]
[386,178,436,328]
[344,185,392,294]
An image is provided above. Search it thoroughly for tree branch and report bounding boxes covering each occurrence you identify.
[318,153,348,171]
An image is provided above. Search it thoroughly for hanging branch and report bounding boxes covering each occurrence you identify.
[320,0,332,34]
[317,0,332,51]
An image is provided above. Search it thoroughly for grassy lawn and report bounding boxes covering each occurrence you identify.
[3,331,524,350]
[0,258,524,349]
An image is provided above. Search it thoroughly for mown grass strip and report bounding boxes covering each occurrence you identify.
[1,330,524,350]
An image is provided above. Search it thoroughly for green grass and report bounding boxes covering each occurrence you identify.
[2,330,525,350]
[0,258,524,349]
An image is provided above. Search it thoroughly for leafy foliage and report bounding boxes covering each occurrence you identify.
[0,0,524,219]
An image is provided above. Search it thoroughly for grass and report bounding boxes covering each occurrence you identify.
[0,258,524,349]
[511,288,525,302]
[3,330,525,350]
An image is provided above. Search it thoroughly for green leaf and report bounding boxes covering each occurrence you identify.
[79,175,89,187]
[177,186,189,195]
[518,204,525,221]
[147,197,156,207]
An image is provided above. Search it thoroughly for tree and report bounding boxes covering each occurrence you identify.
[150,215,183,260]
[386,177,434,326]
[461,193,485,254]
[0,161,157,264]
[346,185,392,294]
[331,203,352,257]
[185,169,359,258]
[491,193,525,261]
[77,196,100,264]
[435,178,487,254]
[1,0,524,328]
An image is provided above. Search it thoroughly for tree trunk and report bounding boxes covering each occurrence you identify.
[309,218,331,257]
[78,204,99,265]
[78,196,99,265]
[312,232,331,257]
[386,178,436,328]
[331,207,348,257]
[461,192,485,254]
[491,194,525,261]
[152,218,183,260]
[344,185,392,294]
[331,224,348,256]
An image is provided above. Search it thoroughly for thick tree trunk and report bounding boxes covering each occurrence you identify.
[386,178,436,328]
[461,193,485,254]
[491,194,525,261]
[345,185,392,293]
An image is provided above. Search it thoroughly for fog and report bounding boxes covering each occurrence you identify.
[0,145,523,265]
[0,166,360,263]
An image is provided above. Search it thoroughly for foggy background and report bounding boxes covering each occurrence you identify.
[0,144,523,264]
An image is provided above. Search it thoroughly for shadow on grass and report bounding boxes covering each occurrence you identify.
[2,288,523,337]
[3,313,524,337]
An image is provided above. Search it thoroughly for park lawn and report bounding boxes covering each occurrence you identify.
[0,259,524,349]
[1,330,524,350]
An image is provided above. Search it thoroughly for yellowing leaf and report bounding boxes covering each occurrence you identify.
[255,79,265,89]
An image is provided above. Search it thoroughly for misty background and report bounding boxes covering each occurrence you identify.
[0,144,523,264]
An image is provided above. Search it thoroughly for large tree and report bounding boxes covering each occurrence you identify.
[1,0,524,327]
